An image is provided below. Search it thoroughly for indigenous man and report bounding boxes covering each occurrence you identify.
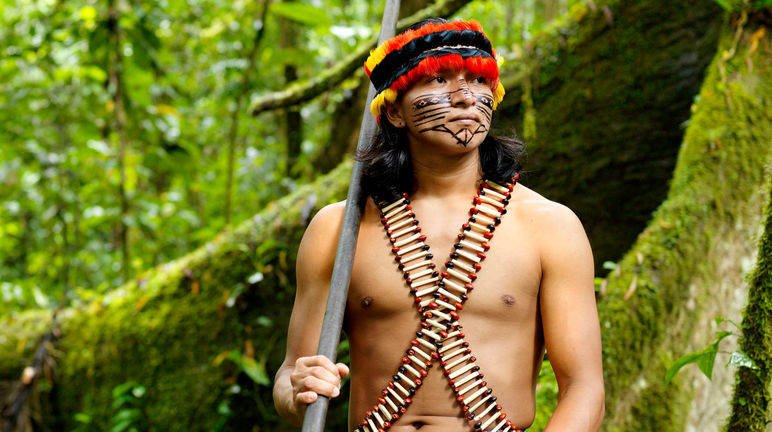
[274,18,604,432]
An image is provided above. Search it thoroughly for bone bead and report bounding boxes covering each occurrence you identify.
[389,216,414,231]
[479,195,504,208]
[466,388,490,408]
[450,259,475,273]
[416,338,435,351]
[448,363,476,380]
[447,267,472,283]
[438,288,463,303]
[394,381,410,396]
[476,204,502,218]
[398,372,415,387]
[482,187,507,200]
[408,355,426,368]
[472,213,496,226]
[456,249,482,263]
[378,403,390,421]
[426,318,447,330]
[420,298,434,308]
[480,405,500,430]
[398,241,425,255]
[384,204,408,220]
[403,259,432,272]
[387,386,404,404]
[458,379,483,396]
[412,276,439,289]
[412,347,432,361]
[439,338,465,353]
[445,354,472,370]
[475,401,498,423]
[462,230,488,243]
[403,362,421,377]
[385,395,398,412]
[367,417,377,432]
[446,330,462,338]
[469,221,492,233]
[373,410,385,428]
[487,181,510,194]
[442,347,467,362]
[436,299,455,310]
[394,233,421,247]
[422,329,441,341]
[392,225,419,239]
[381,199,404,213]
[408,268,434,280]
[416,284,439,297]
[400,250,429,264]
[428,309,451,321]
[453,371,480,388]
[442,278,467,293]
[386,209,412,225]
[492,418,509,432]
[460,239,484,253]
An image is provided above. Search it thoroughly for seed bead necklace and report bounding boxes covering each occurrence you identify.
[354,174,525,432]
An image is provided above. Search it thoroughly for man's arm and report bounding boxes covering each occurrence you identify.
[537,202,605,431]
[273,203,350,426]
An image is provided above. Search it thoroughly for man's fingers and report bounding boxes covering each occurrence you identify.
[336,363,350,378]
[296,391,318,404]
[301,376,341,398]
[295,355,341,377]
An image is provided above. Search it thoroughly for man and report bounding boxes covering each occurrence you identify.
[273,18,604,431]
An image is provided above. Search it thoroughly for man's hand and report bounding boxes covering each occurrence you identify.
[291,355,350,405]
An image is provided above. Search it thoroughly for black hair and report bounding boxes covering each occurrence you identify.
[357,18,524,204]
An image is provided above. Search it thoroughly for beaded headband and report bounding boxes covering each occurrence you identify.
[365,20,506,119]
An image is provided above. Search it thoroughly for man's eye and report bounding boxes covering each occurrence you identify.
[474,76,487,84]
[432,76,446,84]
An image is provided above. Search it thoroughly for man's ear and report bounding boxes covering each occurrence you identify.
[384,101,406,128]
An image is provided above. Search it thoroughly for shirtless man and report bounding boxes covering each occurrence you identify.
[273,18,604,431]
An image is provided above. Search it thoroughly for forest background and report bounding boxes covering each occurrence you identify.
[0,0,771,431]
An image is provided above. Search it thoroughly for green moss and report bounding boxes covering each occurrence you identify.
[597,12,772,431]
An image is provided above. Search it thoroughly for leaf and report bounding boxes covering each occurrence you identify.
[270,3,332,28]
[696,347,718,379]
[728,350,758,369]
[226,351,271,386]
[711,0,733,11]
[665,351,704,384]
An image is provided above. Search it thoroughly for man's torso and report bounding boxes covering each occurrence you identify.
[344,184,546,431]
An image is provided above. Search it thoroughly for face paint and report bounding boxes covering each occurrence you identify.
[404,77,493,147]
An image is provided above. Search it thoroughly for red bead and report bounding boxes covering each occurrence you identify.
[499,413,507,420]
[450,311,460,320]
[410,340,419,346]
[402,356,410,364]
[439,330,448,338]
[405,204,412,210]
[469,207,478,215]
[441,272,449,279]
[458,233,464,239]
[381,218,388,224]
[457,395,464,402]
[382,389,388,396]
[392,246,400,253]
[468,273,476,281]
[404,397,412,405]
[462,223,470,230]
[418,235,427,241]
[483,232,494,239]
[431,352,439,359]
[482,242,490,251]
[402,192,409,198]
[414,378,422,386]
[420,369,428,377]
[473,197,481,204]
[378,397,386,405]
[471,356,476,362]
[414,297,422,303]
[455,302,464,309]
[384,421,392,428]
[420,322,429,329]
[428,302,438,309]
[473,263,482,271]
[464,283,474,290]
[477,252,486,259]
[424,312,433,318]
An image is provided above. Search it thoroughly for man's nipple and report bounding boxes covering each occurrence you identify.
[501,294,516,306]
[360,296,374,308]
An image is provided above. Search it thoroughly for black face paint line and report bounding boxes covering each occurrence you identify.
[407,89,491,147]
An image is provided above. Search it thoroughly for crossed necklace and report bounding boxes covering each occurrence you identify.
[354,174,525,432]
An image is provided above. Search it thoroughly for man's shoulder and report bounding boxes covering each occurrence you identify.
[508,184,582,230]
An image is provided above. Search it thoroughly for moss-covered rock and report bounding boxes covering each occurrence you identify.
[597,9,772,431]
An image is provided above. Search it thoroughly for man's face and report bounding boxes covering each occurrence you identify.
[389,67,494,153]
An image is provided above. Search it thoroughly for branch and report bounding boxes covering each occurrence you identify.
[248,0,472,116]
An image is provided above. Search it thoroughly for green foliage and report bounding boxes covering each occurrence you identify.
[664,319,748,384]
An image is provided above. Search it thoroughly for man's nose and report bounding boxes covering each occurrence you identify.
[450,78,475,107]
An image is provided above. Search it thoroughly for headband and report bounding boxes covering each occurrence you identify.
[364,20,505,119]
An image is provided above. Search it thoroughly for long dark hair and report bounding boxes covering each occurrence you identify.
[357,19,523,204]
